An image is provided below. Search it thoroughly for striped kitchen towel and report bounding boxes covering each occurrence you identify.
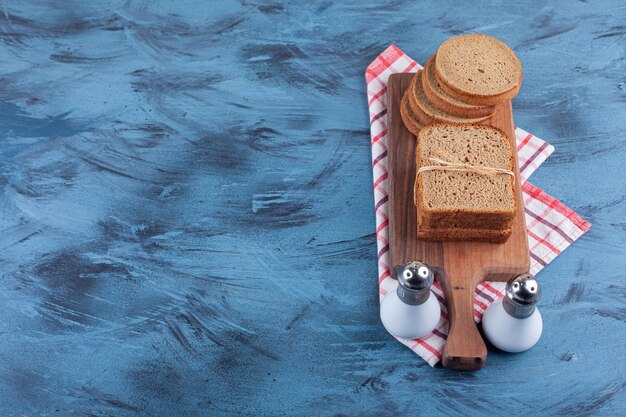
[366,45,591,366]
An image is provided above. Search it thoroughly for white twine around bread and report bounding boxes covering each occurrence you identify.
[416,156,515,178]
[413,152,514,207]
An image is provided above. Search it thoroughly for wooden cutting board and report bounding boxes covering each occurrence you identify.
[387,73,530,370]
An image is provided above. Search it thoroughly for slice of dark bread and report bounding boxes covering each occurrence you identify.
[418,224,512,243]
[418,208,514,230]
[422,55,495,118]
[435,34,522,105]
[414,124,516,240]
[400,83,424,136]
[409,71,492,125]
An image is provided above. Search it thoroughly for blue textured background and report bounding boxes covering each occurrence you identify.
[0,1,624,416]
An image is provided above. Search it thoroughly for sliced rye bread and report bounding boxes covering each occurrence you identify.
[408,71,492,126]
[400,84,424,136]
[417,208,514,230]
[422,55,494,118]
[435,34,522,105]
[415,124,516,241]
[418,224,512,243]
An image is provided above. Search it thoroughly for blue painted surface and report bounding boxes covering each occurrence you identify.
[0,1,623,416]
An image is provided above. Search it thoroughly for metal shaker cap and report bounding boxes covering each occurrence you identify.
[503,273,542,318]
[395,261,435,305]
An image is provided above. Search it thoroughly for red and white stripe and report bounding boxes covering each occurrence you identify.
[366,45,591,367]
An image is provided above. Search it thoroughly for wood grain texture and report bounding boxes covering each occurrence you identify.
[0,0,623,416]
[388,73,529,370]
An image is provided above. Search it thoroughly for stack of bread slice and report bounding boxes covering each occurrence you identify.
[405,34,523,243]
[401,34,522,133]
[415,124,516,243]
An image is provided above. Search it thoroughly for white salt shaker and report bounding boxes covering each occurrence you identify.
[482,273,543,353]
[380,261,441,339]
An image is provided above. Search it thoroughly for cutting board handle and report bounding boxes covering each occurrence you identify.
[441,265,487,370]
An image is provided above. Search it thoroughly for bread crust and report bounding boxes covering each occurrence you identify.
[435,76,521,106]
[418,209,514,230]
[422,55,495,118]
[409,71,492,125]
[417,224,512,243]
[400,85,424,136]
